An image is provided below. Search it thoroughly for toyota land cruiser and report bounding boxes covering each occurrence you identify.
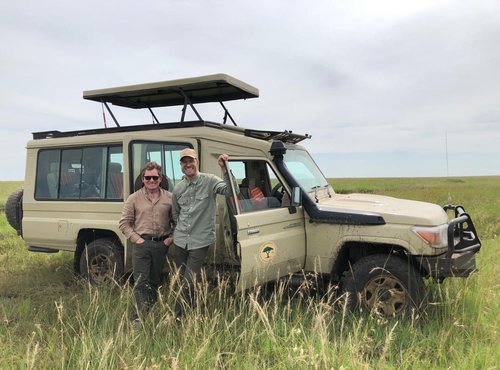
[6,74,481,316]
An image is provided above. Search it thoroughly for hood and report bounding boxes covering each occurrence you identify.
[316,193,448,226]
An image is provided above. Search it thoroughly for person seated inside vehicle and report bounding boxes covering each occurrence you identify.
[47,162,79,198]
[46,162,59,198]
[107,162,124,199]
[238,178,281,212]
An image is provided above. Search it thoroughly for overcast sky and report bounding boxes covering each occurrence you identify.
[1,0,499,181]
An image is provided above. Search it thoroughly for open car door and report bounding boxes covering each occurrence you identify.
[226,159,307,291]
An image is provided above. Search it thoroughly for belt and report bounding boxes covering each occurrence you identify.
[141,235,167,242]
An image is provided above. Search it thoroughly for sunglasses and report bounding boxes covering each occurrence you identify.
[144,176,160,181]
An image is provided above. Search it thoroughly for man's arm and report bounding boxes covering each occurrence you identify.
[214,154,239,196]
[119,196,142,243]
[171,190,179,226]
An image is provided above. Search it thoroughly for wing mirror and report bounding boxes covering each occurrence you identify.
[288,186,302,214]
[291,186,301,207]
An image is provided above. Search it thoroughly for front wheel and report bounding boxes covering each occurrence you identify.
[80,238,124,284]
[342,254,424,317]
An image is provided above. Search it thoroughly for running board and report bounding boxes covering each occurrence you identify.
[28,246,59,253]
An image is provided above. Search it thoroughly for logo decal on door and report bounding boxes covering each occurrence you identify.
[258,241,277,262]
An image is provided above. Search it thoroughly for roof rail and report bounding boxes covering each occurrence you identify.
[32,121,311,143]
[244,129,311,144]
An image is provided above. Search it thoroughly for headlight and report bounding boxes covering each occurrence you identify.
[411,224,448,249]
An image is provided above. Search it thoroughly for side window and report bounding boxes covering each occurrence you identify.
[105,146,124,199]
[35,145,123,200]
[131,142,187,192]
[228,160,286,213]
[58,148,82,199]
[81,147,106,199]
[36,149,60,199]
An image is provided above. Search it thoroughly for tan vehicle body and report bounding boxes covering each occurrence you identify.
[9,74,480,316]
[22,126,308,291]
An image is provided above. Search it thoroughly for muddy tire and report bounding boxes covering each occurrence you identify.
[80,238,124,284]
[5,189,23,236]
[343,254,425,317]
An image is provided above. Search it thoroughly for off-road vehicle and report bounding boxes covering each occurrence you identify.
[6,74,481,317]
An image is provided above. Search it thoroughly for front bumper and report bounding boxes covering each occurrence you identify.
[419,205,481,280]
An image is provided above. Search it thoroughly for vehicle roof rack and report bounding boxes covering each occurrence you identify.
[33,121,215,140]
[244,129,311,144]
[34,74,311,143]
[83,73,259,127]
[32,120,311,143]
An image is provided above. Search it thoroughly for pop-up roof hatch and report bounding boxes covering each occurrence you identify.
[83,73,259,126]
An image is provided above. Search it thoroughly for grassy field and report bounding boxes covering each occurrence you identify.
[0,181,23,211]
[0,177,498,369]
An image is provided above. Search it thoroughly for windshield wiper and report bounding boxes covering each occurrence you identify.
[311,185,320,203]
[324,184,332,198]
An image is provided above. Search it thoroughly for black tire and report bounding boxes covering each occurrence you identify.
[5,189,23,236]
[80,238,124,284]
[343,254,425,317]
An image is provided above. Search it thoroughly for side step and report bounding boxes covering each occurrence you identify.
[28,246,59,253]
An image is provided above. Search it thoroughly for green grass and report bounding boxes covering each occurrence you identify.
[1,177,499,369]
[332,176,500,239]
[0,181,23,210]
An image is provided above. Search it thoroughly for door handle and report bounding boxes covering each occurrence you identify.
[247,228,260,235]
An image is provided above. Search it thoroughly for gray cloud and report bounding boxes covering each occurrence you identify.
[0,0,498,180]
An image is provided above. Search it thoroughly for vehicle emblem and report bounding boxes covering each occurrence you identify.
[258,241,277,262]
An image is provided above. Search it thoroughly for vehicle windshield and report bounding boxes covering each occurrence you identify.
[283,149,331,193]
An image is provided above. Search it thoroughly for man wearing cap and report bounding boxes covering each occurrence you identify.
[171,148,234,318]
[119,161,174,321]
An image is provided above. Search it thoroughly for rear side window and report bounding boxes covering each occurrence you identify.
[35,145,123,200]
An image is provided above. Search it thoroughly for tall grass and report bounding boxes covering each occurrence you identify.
[0,181,22,210]
[1,177,499,369]
[332,176,500,239]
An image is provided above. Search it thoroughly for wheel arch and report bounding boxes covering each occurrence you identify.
[331,241,421,281]
[74,228,124,274]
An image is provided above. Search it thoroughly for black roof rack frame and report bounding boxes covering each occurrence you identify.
[34,75,311,144]
[32,121,311,144]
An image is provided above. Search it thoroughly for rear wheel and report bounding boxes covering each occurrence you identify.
[80,238,124,284]
[343,254,424,317]
[5,189,23,236]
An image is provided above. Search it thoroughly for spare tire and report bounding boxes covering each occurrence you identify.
[5,188,23,236]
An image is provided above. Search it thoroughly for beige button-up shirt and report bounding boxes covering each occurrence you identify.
[119,187,173,243]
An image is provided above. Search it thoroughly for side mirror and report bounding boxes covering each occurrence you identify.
[290,186,301,207]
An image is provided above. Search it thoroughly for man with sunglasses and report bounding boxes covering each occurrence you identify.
[171,148,235,319]
[119,161,174,322]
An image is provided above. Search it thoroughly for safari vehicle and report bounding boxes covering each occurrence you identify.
[6,74,481,317]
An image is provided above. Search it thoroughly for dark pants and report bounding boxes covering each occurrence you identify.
[171,244,210,317]
[131,240,168,317]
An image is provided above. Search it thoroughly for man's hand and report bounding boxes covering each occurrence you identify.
[217,154,229,170]
[164,235,174,246]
